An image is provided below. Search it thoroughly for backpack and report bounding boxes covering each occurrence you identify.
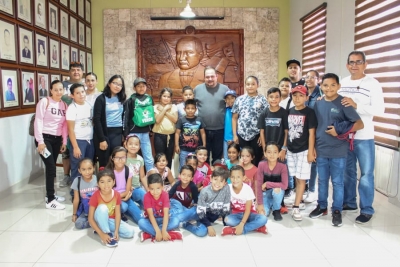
[131,94,155,127]
[29,97,50,136]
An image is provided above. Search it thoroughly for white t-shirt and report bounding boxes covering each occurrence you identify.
[279,96,295,110]
[66,101,93,140]
[85,89,101,107]
[228,183,256,214]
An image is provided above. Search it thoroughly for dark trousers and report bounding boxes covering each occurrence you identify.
[238,134,263,166]
[96,127,123,168]
[154,133,175,169]
[205,129,224,165]
[35,134,62,203]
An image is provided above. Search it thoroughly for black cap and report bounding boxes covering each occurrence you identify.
[286,59,301,68]
[133,77,146,87]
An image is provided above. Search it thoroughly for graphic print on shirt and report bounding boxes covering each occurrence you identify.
[231,196,256,213]
[265,118,282,127]
[288,114,305,142]
[128,162,140,178]
[176,190,192,202]
[181,121,201,149]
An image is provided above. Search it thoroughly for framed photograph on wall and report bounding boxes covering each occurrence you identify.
[61,75,69,82]
[70,16,77,43]
[86,52,92,73]
[60,10,69,39]
[79,50,85,71]
[18,26,34,65]
[85,25,91,49]
[21,71,36,106]
[34,0,46,30]
[71,46,77,63]
[78,0,84,18]
[69,0,76,13]
[61,43,69,70]
[37,72,49,100]
[49,3,58,35]
[60,0,68,8]
[0,20,16,62]
[1,69,19,109]
[35,33,48,67]
[78,21,85,46]
[51,74,60,82]
[0,0,14,17]
[85,0,90,23]
[17,0,32,23]
[49,38,60,69]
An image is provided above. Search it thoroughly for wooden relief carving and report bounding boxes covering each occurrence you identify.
[137,26,244,100]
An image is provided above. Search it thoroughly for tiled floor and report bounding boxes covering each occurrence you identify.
[1,170,400,267]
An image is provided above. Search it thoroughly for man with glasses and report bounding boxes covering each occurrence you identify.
[339,50,384,224]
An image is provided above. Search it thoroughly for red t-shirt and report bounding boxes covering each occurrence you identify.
[244,165,258,189]
[89,189,121,219]
[143,191,170,218]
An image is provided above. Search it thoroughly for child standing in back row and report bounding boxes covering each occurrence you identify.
[176,86,198,119]
[223,90,237,162]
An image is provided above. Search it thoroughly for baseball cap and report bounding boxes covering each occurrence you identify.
[133,77,146,87]
[291,85,308,95]
[286,59,301,68]
[224,90,237,98]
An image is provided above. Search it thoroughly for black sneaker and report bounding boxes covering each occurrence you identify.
[272,210,283,221]
[121,213,128,222]
[343,204,358,212]
[332,210,342,227]
[355,214,372,224]
[309,205,328,219]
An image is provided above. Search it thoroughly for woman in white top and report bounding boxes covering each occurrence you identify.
[85,72,101,107]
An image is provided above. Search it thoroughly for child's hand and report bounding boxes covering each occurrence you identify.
[113,231,119,241]
[257,136,262,146]
[326,125,338,137]
[100,232,111,244]
[175,146,180,154]
[278,150,286,161]
[307,150,316,163]
[162,229,171,241]
[256,204,266,215]
[72,214,77,222]
[233,135,239,144]
[73,147,82,159]
[164,104,172,111]
[261,182,267,191]
[60,144,67,153]
[155,229,163,242]
[235,223,244,235]
[207,226,216,237]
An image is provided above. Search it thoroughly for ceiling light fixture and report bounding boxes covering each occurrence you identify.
[180,0,196,18]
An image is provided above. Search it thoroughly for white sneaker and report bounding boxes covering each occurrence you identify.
[299,202,306,210]
[292,208,302,221]
[46,199,65,210]
[304,191,317,203]
[45,195,66,203]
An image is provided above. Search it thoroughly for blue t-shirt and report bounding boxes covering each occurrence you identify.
[314,95,361,158]
[224,107,233,141]
[105,96,123,127]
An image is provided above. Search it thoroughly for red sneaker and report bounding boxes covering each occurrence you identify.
[280,206,289,214]
[168,231,183,241]
[221,226,236,236]
[255,225,268,235]
[140,231,153,242]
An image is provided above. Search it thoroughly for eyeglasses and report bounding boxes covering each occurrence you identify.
[305,76,317,80]
[348,60,365,66]
[113,156,127,162]
[112,82,123,88]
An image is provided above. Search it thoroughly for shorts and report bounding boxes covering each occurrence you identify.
[287,150,311,180]
[62,148,70,159]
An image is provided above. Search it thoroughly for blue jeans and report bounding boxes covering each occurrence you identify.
[205,129,224,164]
[70,139,95,181]
[133,132,154,172]
[263,188,285,214]
[75,213,90,229]
[179,150,191,170]
[131,187,146,209]
[224,212,267,234]
[344,139,375,215]
[223,140,229,163]
[94,204,134,238]
[308,162,317,192]
[138,216,180,236]
[169,199,207,237]
[317,157,346,212]
[121,199,143,224]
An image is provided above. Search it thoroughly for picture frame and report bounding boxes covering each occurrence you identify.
[78,0,84,18]
[49,38,60,69]
[60,10,69,40]
[51,74,60,82]
[79,50,85,72]
[0,0,14,17]
[86,52,92,73]
[18,26,34,65]
[37,72,49,100]
[70,46,77,63]
[48,2,58,35]
[1,69,19,109]
[69,0,76,13]
[61,42,69,70]
[85,0,90,23]
[60,0,68,8]
[34,0,46,30]
[20,70,36,106]
[0,19,17,62]
[35,33,48,67]
[85,25,91,49]
[17,0,32,23]
[78,21,85,46]
[70,16,77,43]
[61,75,70,81]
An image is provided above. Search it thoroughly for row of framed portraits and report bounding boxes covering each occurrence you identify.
[0,68,71,110]
[0,0,91,25]
[0,19,92,71]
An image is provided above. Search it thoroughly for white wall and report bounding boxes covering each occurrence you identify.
[0,114,43,193]
[290,0,355,78]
